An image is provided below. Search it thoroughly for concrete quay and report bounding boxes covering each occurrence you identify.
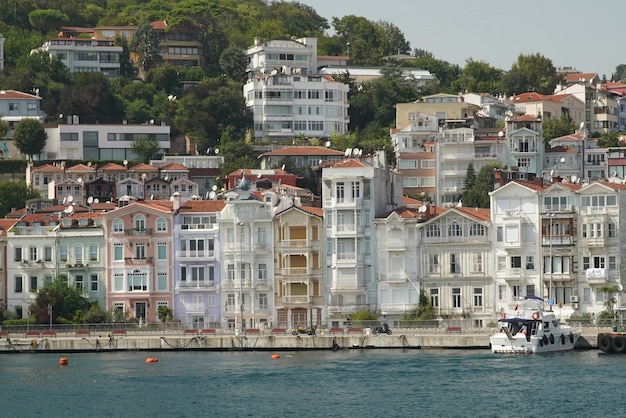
[0,327,602,353]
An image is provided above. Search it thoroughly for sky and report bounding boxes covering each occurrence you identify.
[300,0,624,78]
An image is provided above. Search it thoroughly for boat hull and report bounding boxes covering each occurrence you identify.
[491,331,580,354]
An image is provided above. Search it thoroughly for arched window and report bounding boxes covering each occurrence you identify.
[134,214,146,231]
[470,223,485,236]
[112,218,124,233]
[426,224,440,237]
[448,222,462,237]
[156,217,167,232]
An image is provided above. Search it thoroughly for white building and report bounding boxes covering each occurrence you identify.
[244,72,349,142]
[43,121,170,161]
[219,198,275,331]
[321,150,403,326]
[244,36,350,143]
[31,37,122,76]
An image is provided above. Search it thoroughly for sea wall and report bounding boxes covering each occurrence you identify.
[0,328,600,353]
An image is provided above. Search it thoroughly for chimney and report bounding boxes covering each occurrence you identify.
[172,192,181,212]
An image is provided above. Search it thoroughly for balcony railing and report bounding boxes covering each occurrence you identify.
[125,228,153,236]
[178,280,215,289]
[281,295,311,304]
[586,268,608,283]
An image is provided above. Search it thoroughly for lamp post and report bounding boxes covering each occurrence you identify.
[47,303,52,331]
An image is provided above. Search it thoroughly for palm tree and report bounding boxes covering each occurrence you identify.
[599,285,621,321]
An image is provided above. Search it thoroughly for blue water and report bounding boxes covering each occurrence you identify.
[0,349,623,417]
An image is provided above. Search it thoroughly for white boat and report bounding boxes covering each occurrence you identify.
[490,296,581,354]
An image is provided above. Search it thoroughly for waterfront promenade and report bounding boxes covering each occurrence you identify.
[0,326,603,352]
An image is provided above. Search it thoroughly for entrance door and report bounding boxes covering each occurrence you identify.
[192,315,204,330]
[135,302,146,320]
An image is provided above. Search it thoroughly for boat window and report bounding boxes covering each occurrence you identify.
[552,320,559,327]
[543,322,550,330]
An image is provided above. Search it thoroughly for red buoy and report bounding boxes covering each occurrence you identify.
[59,357,68,366]
[271,353,280,359]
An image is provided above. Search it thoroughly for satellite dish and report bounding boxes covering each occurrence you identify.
[141,173,147,180]
[418,205,427,213]
[353,148,360,156]
[77,177,83,183]
[169,196,174,201]
[579,121,585,130]
[571,175,578,183]
[149,119,154,125]
[87,196,94,204]
[319,159,323,165]
[67,195,74,203]
[559,157,566,164]
[94,198,99,203]
[550,169,554,176]
[123,160,128,167]
[271,69,278,75]
[345,148,352,157]
[150,194,154,200]
[209,191,217,200]
[214,148,220,154]
[164,176,169,181]
[498,131,504,137]
[325,141,331,148]
[87,162,92,167]
[67,205,74,213]
[281,164,285,170]
[257,173,262,178]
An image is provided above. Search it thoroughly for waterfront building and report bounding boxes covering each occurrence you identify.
[258,146,345,171]
[173,199,225,329]
[56,211,106,308]
[575,180,626,316]
[219,196,274,331]
[0,219,17,313]
[102,200,174,323]
[5,213,59,318]
[273,205,324,329]
[321,150,403,326]
[373,206,429,322]
[490,180,546,313]
[415,206,493,327]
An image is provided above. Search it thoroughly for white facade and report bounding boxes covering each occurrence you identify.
[322,150,403,325]
[244,72,350,142]
[31,38,122,76]
[246,37,318,76]
[219,200,275,331]
[43,122,170,161]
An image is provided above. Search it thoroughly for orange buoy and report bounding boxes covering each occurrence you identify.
[59,357,68,366]
[271,353,280,359]
[146,357,154,363]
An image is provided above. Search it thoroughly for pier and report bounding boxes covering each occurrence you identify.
[0,327,602,352]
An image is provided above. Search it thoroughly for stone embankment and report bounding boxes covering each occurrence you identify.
[0,327,602,353]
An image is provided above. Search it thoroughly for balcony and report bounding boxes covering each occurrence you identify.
[125,228,153,236]
[278,267,322,277]
[385,239,406,250]
[542,205,575,213]
[583,237,606,247]
[585,206,606,215]
[67,263,89,270]
[378,272,409,283]
[175,250,215,259]
[327,304,369,314]
[183,303,206,313]
[505,268,522,279]
[124,257,154,266]
[178,280,215,289]
[586,268,608,283]
[542,235,575,246]
[379,303,417,313]
[281,295,311,305]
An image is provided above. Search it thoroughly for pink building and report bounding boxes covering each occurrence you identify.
[103,200,174,323]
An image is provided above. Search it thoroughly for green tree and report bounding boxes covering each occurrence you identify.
[450,59,504,94]
[83,302,112,324]
[598,285,621,319]
[129,20,161,78]
[542,114,576,149]
[174,76,252,151]
[403,289,437,320]
[132,135,160,163]
[0,180,40,217]
[218,127,257,177]
[597,132,623,148]
[57,72,124,124]
[500,53,561,96]
[349,310,380,322]
[30,277,90,324]
[219,45,248,83]
[332,15,385,65]
[0,119,9,140]
[462,162,502,208]
[158,305,173,322]
[28,9,69,33]
[13,119,47,160]
[463,163,476,190]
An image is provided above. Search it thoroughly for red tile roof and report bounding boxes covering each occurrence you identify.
[0,90,41,100]
[32,164,63,172]
[178,200,226,213]
[99,162,126,171]
[0,219,17,235]
[161,162,189,171]
[455,207,491,222]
